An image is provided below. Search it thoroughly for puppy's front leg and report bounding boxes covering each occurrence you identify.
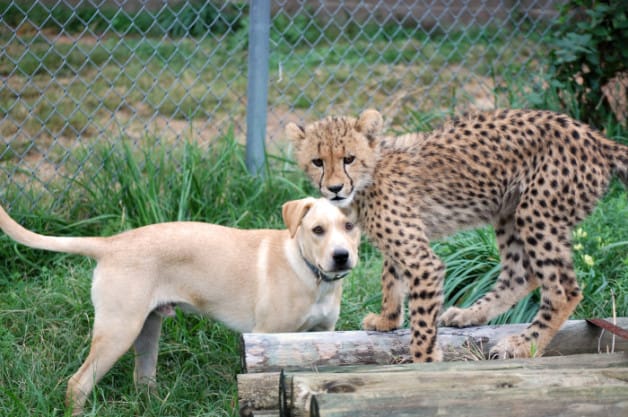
[133,312,163,387]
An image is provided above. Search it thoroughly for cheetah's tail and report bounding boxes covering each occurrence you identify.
[602,139,628,188]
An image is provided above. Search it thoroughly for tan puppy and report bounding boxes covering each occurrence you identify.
[0,197,360,415]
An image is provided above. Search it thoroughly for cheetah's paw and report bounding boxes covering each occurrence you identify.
[362,313,399,332]
[489,335,540,359]
[439,306,486,327]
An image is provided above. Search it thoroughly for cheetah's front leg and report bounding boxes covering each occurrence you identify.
[365,231,446,362]
[401,244,446,363]
[362,258,405,331]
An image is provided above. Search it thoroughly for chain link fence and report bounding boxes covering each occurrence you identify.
[1,0,571,207]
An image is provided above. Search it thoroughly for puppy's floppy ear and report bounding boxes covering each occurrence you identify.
[282,197,316,238]
[285,122,305,146]
[356,109,383,147]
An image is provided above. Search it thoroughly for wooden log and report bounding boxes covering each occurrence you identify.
[237,315,628,416]
[241,318,628,373]
[237,371,281,417]
[287,353,628,417]
[238,353,628,416]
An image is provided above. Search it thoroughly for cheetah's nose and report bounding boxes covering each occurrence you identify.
[327,184,343,193]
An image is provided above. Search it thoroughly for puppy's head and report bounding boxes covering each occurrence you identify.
[282,197,360,280]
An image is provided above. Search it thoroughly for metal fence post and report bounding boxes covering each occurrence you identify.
[245,0,271,176]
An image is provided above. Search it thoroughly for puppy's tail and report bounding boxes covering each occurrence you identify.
[0,204,104,258]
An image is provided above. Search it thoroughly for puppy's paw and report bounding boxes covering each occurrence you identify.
[439,306,486,327]
[489,335,540,360]
[362,312,399,332]
[135,375,158,389]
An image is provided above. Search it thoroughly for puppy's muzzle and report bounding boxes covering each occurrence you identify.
[302,248,354,282]
[332,248,350,270]
[320,248,352,282]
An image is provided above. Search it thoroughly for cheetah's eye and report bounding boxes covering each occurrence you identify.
[312,158,323,167]
[345,222,354,232]
[312,225,325,235]
[343,155,355,165]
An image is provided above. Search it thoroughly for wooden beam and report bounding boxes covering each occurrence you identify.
[288,353,628,416]
[310,384,628,417]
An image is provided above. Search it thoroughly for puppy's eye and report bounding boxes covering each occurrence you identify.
[312,225,325,235]
[345,222,354,232]
[312,158,323,167]
[343,155,355,165]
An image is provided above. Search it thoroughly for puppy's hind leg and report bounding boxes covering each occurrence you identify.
[66,315,146,415]
[133,311,163,388]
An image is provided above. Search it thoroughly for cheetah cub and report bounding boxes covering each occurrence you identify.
[287,109,628,362]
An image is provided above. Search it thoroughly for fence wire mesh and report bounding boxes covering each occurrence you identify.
[0,0,581,207]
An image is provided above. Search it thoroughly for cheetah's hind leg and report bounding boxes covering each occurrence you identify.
[490,192,584,358]
[440,213,540,328]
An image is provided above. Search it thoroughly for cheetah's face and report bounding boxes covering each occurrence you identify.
[286,109,383,207]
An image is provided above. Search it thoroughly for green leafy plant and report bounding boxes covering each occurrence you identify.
[548,0,628,126]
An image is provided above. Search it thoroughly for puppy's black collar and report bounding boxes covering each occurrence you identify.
[301,252,348,283]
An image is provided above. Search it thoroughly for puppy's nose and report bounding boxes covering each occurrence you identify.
[327,184,343,193]
[332,249,350,267]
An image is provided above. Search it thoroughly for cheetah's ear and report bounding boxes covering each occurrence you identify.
[282,197,316,238]
[285,122,305,144]
[356,109,383,143]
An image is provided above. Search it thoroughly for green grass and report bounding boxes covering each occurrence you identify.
[1,129,626,416]
[0,1,246,38]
